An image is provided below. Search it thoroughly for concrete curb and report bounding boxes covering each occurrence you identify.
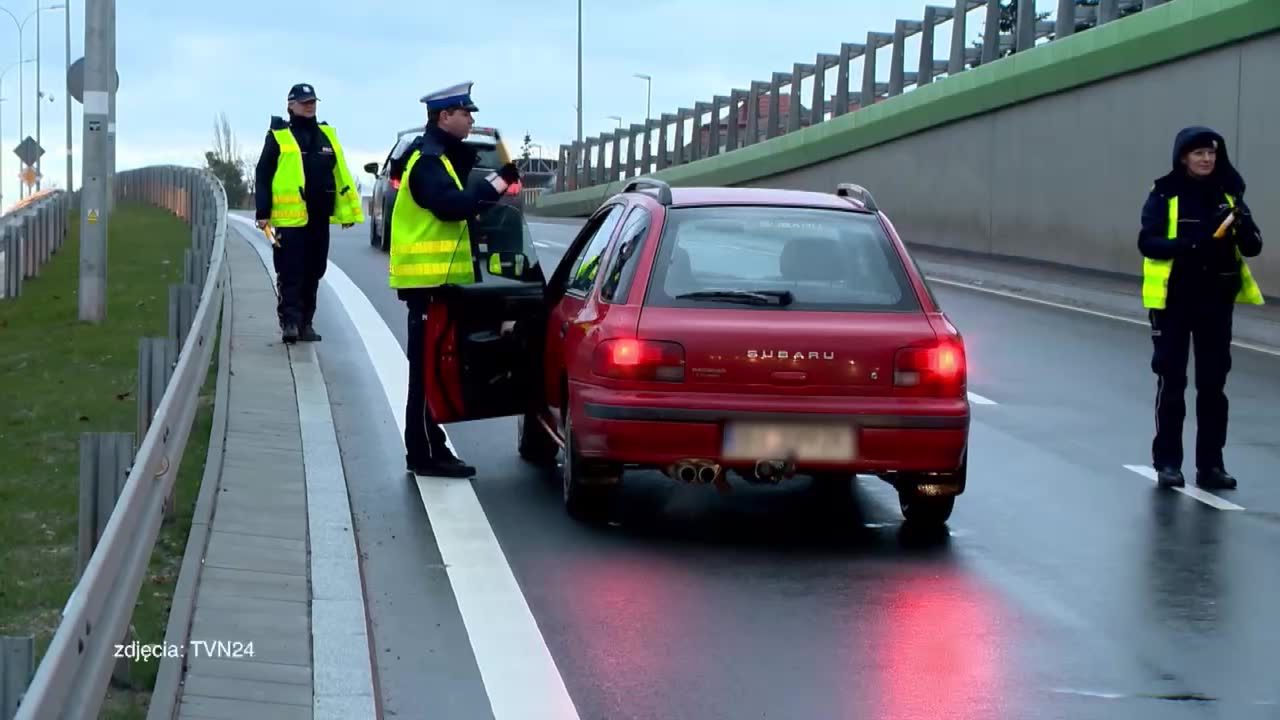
[230,216,380,719]
[148,256,234,720]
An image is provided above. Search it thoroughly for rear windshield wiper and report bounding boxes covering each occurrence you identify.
[675,289,794,306]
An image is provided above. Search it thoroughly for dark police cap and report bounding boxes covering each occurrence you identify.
[288,83,319,103]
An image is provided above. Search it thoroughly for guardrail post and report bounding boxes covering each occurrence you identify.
[1,636,34,720]
[78,432,136,579]
[2,227,21,299]
[169,283,198,350]
[136,336,176,459]
[77,431,138,686]
[673,111,687,166]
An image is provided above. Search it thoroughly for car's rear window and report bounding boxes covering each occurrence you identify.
[471,144,502,170]
[643,205,919,312]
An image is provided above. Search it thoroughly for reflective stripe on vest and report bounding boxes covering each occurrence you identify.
[388,150,476,289]
[1141,193,1264,309]
[318,125,365,225]
[270,129,308,227]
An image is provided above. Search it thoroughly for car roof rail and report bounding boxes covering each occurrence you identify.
[623,178,673,205]
[835,183,878,211]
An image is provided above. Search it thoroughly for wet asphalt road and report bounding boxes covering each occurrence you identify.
[308,219,1280,720]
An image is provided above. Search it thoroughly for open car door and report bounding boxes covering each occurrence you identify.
[422,201,548,425]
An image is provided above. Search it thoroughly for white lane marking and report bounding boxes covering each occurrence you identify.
[229,219,378,714]
[927,276,1280,358]
[1123,464,1245,511]
[967,392,996,405]
[230,214,582,719]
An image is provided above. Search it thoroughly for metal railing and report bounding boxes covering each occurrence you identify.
[3,165,227,720]
[549,0,1166,196]
[0,192,71,300]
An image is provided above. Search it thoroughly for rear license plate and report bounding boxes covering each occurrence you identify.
[722,421,855,462]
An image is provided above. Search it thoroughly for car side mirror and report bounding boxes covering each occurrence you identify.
[487,251,535,280]
[363,162,379,175]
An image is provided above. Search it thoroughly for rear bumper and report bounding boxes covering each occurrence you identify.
[570,385,968,475]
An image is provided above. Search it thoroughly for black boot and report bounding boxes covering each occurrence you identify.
[299,324,322,342]
[282,322,299,344]
[1196,467,1237,490]
[1156,466,1185,488]
[409,446,476,478]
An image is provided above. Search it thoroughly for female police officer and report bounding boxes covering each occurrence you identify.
[1138,126,1264,489]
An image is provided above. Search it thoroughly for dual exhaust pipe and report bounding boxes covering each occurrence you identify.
[667,458,797,486]
[670,460,722,485]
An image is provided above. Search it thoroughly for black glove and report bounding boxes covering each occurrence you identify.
[498,163,521,185]
[1210,203,1235,233]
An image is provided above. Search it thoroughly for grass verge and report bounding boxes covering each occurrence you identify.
[0,201,214,717]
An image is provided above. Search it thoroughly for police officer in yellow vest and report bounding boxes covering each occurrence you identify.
[390,82,521,478]
[1139,127,1264,490]
[254,83,364,343]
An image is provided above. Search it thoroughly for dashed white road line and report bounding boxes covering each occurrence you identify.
[1123,464,1244,511]
[927,276,1280,358]
[967,392,997,405]
[229,214,582,720]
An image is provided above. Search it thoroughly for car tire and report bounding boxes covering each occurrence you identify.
[898,492,955,526]
[369,212,379,248]
[517,411,558,465]
[560,407,618,523]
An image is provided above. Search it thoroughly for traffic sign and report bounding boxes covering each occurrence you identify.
[14,137,44,167]
[67,57,121,104]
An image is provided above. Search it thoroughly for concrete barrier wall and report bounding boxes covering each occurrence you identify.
[533,0,1280,296]
[743,30,1280,293]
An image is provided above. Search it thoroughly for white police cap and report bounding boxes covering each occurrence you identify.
[420,82,479,112]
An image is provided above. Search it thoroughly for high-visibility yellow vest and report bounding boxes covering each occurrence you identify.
[1142,193,1264,309]
[268,124,365,228]
[388,150,476,289]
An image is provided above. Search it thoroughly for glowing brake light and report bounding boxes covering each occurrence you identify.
[390,176,401,190]
[894,340,966,395]
[505,180,522,196]
[593,339,685,382]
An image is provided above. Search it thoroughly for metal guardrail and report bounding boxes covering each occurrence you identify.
[0,192,71,300]
[552,0,1165,193]
[6,165,228,720]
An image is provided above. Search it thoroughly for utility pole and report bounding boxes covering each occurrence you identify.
[78,0,110,322]
[106,0,115,210]
[36,6,41,191]
[576,0,582,145]
[65,0,72,192]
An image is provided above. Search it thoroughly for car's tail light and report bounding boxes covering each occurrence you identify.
[390,176,402,190]
[894,339,966,396]
[593,339,685,382]
[505,180,522,196]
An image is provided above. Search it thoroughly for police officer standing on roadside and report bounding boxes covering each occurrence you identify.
[389,82,521,477]
[1138,126,1264,489]
[255,83,364,344]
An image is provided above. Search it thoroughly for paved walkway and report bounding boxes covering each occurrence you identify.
[172,226,375,720]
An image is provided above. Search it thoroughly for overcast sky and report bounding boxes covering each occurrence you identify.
[1,0,1065,208]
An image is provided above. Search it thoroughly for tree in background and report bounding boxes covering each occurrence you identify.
[205,113,250,208]
[970,0,1141,66]
[521,133,533,162]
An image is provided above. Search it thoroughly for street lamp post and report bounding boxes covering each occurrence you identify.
[607,115,622,128]
[0,58,35,208]
[36,4,69,191]
[65,0,72,192]
[2,4,63,197]
[576,0,582,145]
[633,73,651,122]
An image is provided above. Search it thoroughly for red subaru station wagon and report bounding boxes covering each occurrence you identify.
[422,179,970,526]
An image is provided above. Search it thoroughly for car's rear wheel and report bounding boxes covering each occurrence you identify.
[561,407,618,523]
[898,492,955,526]
[368,211,379,248]
[517,411,558,466]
